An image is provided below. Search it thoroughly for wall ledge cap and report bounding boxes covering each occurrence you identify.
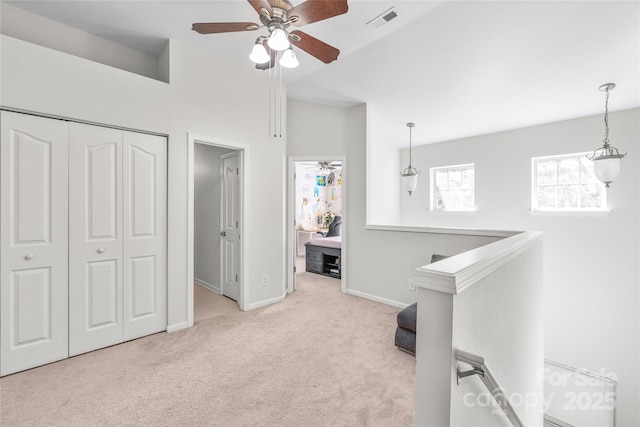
[365,224,518,238]
[412,230,543,295]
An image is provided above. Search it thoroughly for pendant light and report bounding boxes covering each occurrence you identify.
[400,123,421,195]
[587,83,626,188]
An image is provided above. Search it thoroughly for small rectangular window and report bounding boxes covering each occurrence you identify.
[430,163,475,211]
[532,153,607,211]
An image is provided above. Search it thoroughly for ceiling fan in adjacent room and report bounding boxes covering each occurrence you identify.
[301,161,341,174]
[192,0,348,70]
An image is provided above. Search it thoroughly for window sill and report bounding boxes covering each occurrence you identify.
[428,209,477,215]
[529,209,610,218]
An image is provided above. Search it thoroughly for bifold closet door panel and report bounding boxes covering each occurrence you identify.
[122,131,167,340]
[0,112,69,376]
[68,123,123,357]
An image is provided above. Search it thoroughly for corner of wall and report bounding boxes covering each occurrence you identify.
[158,39,171,84]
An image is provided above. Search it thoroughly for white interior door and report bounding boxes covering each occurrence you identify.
[68,123,123,356]
[221,152,240,302]
[122,131,167,340]
[0,111,69,375]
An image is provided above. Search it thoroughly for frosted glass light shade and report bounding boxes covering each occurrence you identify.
[268,28,290,51]
[279,48,299,68]
[249,43,270,64]
[592,157,621,187]
[401,173,419,195]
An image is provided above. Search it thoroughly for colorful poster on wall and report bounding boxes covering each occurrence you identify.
[316,175,326,186]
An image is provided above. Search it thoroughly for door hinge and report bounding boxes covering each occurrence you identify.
[236,168,239,175]
[294,266,297,273]
[236,220,239,228]
[235,274,238,282]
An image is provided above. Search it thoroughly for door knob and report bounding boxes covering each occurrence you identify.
[24,254,35,260]
[97,248,105,254]
[220,231,226,237]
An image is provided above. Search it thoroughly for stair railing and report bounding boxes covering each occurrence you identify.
[455,348,524,427]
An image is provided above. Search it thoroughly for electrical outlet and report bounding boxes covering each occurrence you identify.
[262,274,268,286]
[214,217,220,227]
[408,280,416,291]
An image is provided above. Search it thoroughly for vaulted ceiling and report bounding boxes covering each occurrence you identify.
[3,0,639,147]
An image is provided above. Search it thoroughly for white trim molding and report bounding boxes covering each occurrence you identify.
[344,289,409,309]
[187,133,250,328]
[287,155,347,295]
[411,230,544,295]
[244,293,286,311]
[366,224,517,239]
[166,321,189,333]
[194,278,220,294]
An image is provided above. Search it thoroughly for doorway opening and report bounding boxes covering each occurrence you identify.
[288,157,346,294]
[188,134,247,327]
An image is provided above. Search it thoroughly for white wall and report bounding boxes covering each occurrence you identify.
[0,3,164,81]
[367,106,401,225]
[1,34,287,329]
[288,100,509,307]
[399,109,640,426]
[194,144,235,292]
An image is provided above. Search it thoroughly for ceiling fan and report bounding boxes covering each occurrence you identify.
[192,0,348,70]
[301,161,341,174]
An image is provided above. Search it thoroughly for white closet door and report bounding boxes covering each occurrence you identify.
[0,111,69,375]
[122,131,167,340]
[68,123,123,356]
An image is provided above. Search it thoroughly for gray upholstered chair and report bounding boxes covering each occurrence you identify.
[394,253,450,355]
[317,215,342,237]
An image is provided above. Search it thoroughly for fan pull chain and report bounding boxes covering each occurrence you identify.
[268,67,272,138]
[279,60,283,138]
[266,53,285,139]
[274,61,278,138]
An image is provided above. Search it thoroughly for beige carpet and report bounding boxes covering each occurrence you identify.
[0,273,414,426]
[194,283,239,323]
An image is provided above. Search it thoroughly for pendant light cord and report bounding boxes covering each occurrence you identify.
[603,88,610,146]
[408,125,413,168]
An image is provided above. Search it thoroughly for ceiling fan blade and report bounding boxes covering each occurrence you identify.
[286,0,348,26]
[247,0,273,18]
[289,30,339,64]
[256,40,277,70]
[192,22,259,34]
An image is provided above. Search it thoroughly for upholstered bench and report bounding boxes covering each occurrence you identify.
[394,253,449,355]
[395,302,417,354]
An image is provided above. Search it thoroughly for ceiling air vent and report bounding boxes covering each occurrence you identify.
[366,7,399,30]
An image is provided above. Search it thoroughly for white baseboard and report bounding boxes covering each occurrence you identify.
[166,321,189,333]
[344,288,409,309]
[195,277,220,294]
[244,293,286,311]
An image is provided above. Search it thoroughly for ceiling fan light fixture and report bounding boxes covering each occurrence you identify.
[268,27,290,51]
[279,48,299,68]
[249,41,270,64]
